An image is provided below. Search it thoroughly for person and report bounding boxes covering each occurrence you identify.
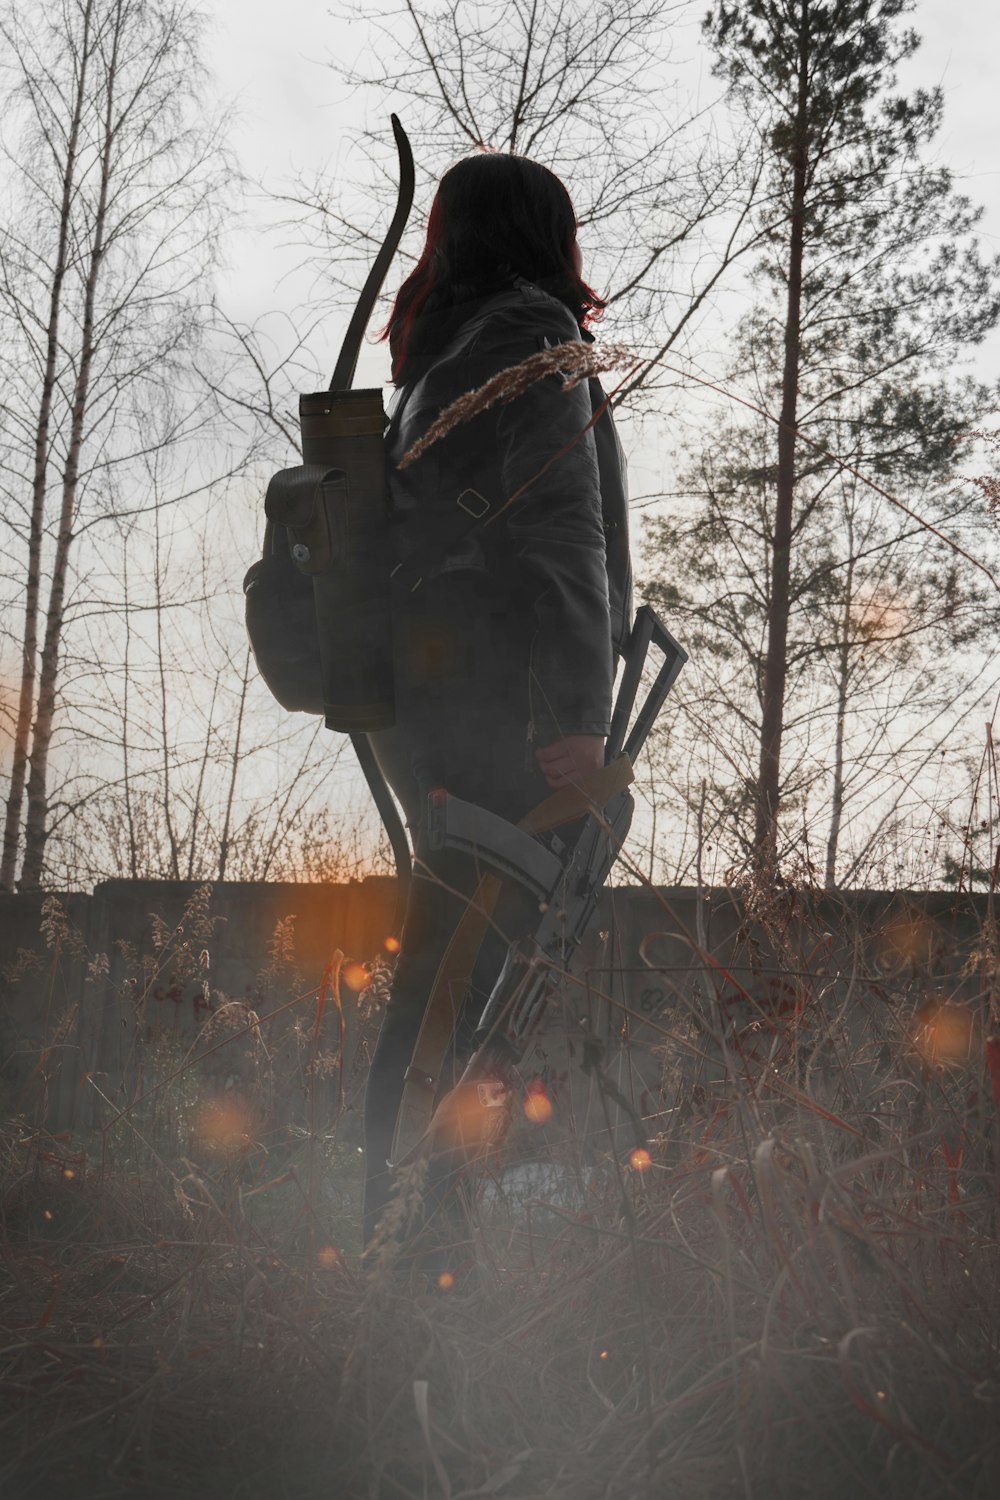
[362,150,632,1253]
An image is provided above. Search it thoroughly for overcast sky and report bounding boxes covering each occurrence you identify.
[203,0,1000,399]
[55,0,994,882]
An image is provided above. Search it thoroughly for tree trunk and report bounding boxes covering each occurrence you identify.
[120,534,138,879]
[153,511,181,879]
[754,5,811,873]
[187,673,221,880]
[0,0,94,891]
[218,649,251,880]
[825,536,856,888]
[19,9,118,891]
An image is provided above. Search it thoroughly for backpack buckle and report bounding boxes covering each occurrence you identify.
[457,488,490,519]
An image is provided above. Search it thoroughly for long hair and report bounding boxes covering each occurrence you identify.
[378,152,605,386]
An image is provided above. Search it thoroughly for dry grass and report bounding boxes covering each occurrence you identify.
[1,877,999,1500]
[397,340,641,469]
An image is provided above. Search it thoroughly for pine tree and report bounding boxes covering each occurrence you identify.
[677,0,1000,874]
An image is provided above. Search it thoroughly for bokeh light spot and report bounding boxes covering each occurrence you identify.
[630,1147,652,1172]
[342,961,371,992]
[193,1096,254,1154]
[437,1271,455,1290]
[878,914,936,972]
[916,1004,974,1063]
[523,1085,553,1124]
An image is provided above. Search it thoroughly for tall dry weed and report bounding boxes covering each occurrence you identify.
[2,865,998,1498]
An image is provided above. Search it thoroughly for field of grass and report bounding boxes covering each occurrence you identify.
[1,881,998,1499]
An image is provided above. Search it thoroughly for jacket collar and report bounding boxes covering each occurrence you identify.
[386,280,589,432]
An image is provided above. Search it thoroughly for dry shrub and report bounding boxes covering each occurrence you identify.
[1,875,999,1500]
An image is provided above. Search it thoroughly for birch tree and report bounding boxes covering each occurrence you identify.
[0,0,228,890]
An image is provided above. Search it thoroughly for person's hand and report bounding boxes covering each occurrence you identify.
[534,734,605,789]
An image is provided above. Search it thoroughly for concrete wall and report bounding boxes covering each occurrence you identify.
[0,878,988,1148]
[0,879,398,1140]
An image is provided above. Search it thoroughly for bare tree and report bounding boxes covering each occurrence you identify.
[197,0,769,891]
[642,400,998,888]
[272,0,763,417]
[0,0,229,889]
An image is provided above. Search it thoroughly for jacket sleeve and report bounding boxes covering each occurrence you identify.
[488,303,614,743]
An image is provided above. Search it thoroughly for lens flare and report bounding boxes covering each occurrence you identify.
[878,915,936,972]
[435,1078,511,1152]
[916,1004,974,1063]
[630,1147,652,1172]
[523,1085,553,1124]
[193,1096,253,1153]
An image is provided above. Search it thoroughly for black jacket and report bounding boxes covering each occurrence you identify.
[384,277,632,743]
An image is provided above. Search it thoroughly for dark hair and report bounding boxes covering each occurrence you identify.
[378,152,605,385]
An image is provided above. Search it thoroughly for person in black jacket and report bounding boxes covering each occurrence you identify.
[363,151,632,1253]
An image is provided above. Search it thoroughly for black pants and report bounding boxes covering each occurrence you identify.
[363,576,548,1247]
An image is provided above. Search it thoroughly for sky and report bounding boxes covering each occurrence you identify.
[193,0,1000,884]
[203,0,1000,396]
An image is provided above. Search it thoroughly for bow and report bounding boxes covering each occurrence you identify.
[335,115,415,916]
[330,114,415,393]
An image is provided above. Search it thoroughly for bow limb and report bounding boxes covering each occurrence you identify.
[329,114,415,393]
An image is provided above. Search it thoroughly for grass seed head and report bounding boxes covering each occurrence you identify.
[398,341,642,469]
